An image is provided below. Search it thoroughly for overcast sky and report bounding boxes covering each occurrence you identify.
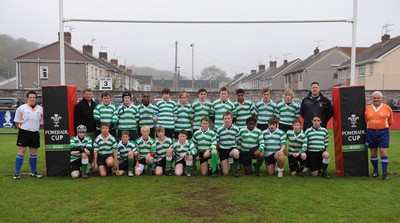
[1,0,399,79]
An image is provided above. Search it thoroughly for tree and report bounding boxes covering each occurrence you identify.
[200,65,232,83]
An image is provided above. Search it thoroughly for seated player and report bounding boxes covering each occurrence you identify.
[93,123,118,177]
[115,130,137,177]
[171,130,197,177]
[135,126,156,176]
[262,116,286,177]
[69,125,93,179]
[286,118,307,176]
[154,126,173,176]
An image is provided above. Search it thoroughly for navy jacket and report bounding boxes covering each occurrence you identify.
[300,92,333,130]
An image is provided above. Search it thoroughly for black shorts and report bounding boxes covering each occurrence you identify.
[198,151,211,164]
[307,151,323,172]
[240,147,259,166]
[155,157,166,169]
[119,159,128,171]
[16,129,40,148]
[288,154,305,172]
[174,130,192,140]
[175,159,185,166]
[70,159,81,172]
[97,154,112,166]
[257,123,269,131]
[138,158,147,166]
[279,123,293,133]
[219,148,234,161]
[265,153,276,165]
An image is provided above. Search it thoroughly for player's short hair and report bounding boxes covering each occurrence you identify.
[312,114,322,120]
[223,111,233,119]
[179,91,188,98]
[284,88,294,98]
[101,91,111,98]
[83,88,92,94]
[372,91,383,98]
[268,116,279,124]
[142,92,150,97]
[161,88,170,95]
[236,89,245,94]
[219,87,229,93]
[246,116,257,124]
[141,125,150,133]
[178,130,188,137]
[201,117,210,123]
[292,118,302,125]
[156,126,165,133]
[198,88,207,94]
[121,130,130,137]
[311,82,320,86]
[100,123,110,129]
[262,88,270,94]
[26,90,37,98]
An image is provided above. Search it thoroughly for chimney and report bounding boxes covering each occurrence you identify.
[126,69,132,75]
[82,45,93,55]
[251,70,257,74]
[99,52,108,60]
[314,47,320,55]
[119,65,126,70]
[259,64,266,72]
[269,61,277,69]
[381,34,390,43]
[111,59,118,65]
[283,59,288,64]
[58,32,71,44]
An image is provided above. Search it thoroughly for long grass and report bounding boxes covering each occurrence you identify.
[1,128,399,222]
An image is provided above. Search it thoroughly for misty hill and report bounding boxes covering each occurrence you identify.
[0,34,41,79]
[130,66,188,80]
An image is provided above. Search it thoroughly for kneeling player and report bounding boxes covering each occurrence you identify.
[237,116,265,176]
[135,126,156,176]
[216,111,240,177]
[192,117,218,177]
[154,126,173,176]
[262,116,286,177]
[172,130,197,177]
[93,123,118,177]
[70,125,93,179]
[286,119,307,176]
[115,130,137,177]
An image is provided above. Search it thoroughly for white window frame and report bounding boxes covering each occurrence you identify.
[358,65,366,76]
[369,64,374,76]
[40,66,48,79]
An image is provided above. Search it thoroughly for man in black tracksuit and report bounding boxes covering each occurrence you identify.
[74,88,97,140]
[300,82,333,131]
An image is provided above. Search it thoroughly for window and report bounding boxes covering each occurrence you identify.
[358,65,366,76]
[369,64,374,76]
[299,73,302,81]
[40,66,48,79]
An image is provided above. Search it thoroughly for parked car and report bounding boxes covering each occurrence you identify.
[0,97,24,109]
[386,99,400,110]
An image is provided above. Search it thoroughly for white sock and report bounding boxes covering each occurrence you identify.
[166,156,172,161]
[186,160,193,166]
[82,158,88,164]
[277,167,284,172]
[323,158,330,164]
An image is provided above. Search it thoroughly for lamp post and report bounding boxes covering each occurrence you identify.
[190,44,194,90]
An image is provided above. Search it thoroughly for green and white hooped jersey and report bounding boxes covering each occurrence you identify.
[155,137,173,163]
[216,124,240,150]
[93,103,117,129]
[255,100,277,125]
[175,102,192,132]
[172,140,197,162]
[211,99,236,130]
[192,128,217,152]
[262,128,286,156]
[190,99,212,131]
[116,140,137,162]
[234,99,256,129]
[69,136,93,162]
[93,134,117,156]
[275,101,300,126]
[302,127,329,153]
[136,104,157,128]
[154,100,177,129]
[286,129,306,154]
[237,128,264,152]
[135,136,156,160]
[113,104,138,130]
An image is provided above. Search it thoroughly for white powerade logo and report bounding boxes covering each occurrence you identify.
[348,114,359,128]
[51,114,62,127]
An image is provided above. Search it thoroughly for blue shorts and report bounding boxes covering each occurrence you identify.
[366,128,390,149]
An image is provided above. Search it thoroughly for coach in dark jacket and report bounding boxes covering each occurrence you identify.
[300,82,333,130]
[74,89,97,138]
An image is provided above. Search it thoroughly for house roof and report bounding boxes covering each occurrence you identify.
[259,59,302,80]
[15,41,91,62]
[134,75,153,85]
[340,35,400,67]
[83,52,120,73]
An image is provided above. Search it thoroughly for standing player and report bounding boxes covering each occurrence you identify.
[286,119,307,176]
[301,114,330,178]
[13,90,44,179]
[175,91,192,139]
[192,117,218,177]
[171,130,197,177]
[237,116,265,176]
[211,87,236,130]
[113,91,138,141]
[154,126,173,176]
[136,92,157,138]
[135,126,156,176]
[234,89,256,129]
[154,88,177,138]
[255,88,277,131]
[275,88,300,133]
[115,130,137,177]
[69,125,93,179]
[216,111,240,177]
[93,91,117,138]
[365,91,394,181]
[262,116,286,177]
[93,123,118,177]
[190,89,212,132]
